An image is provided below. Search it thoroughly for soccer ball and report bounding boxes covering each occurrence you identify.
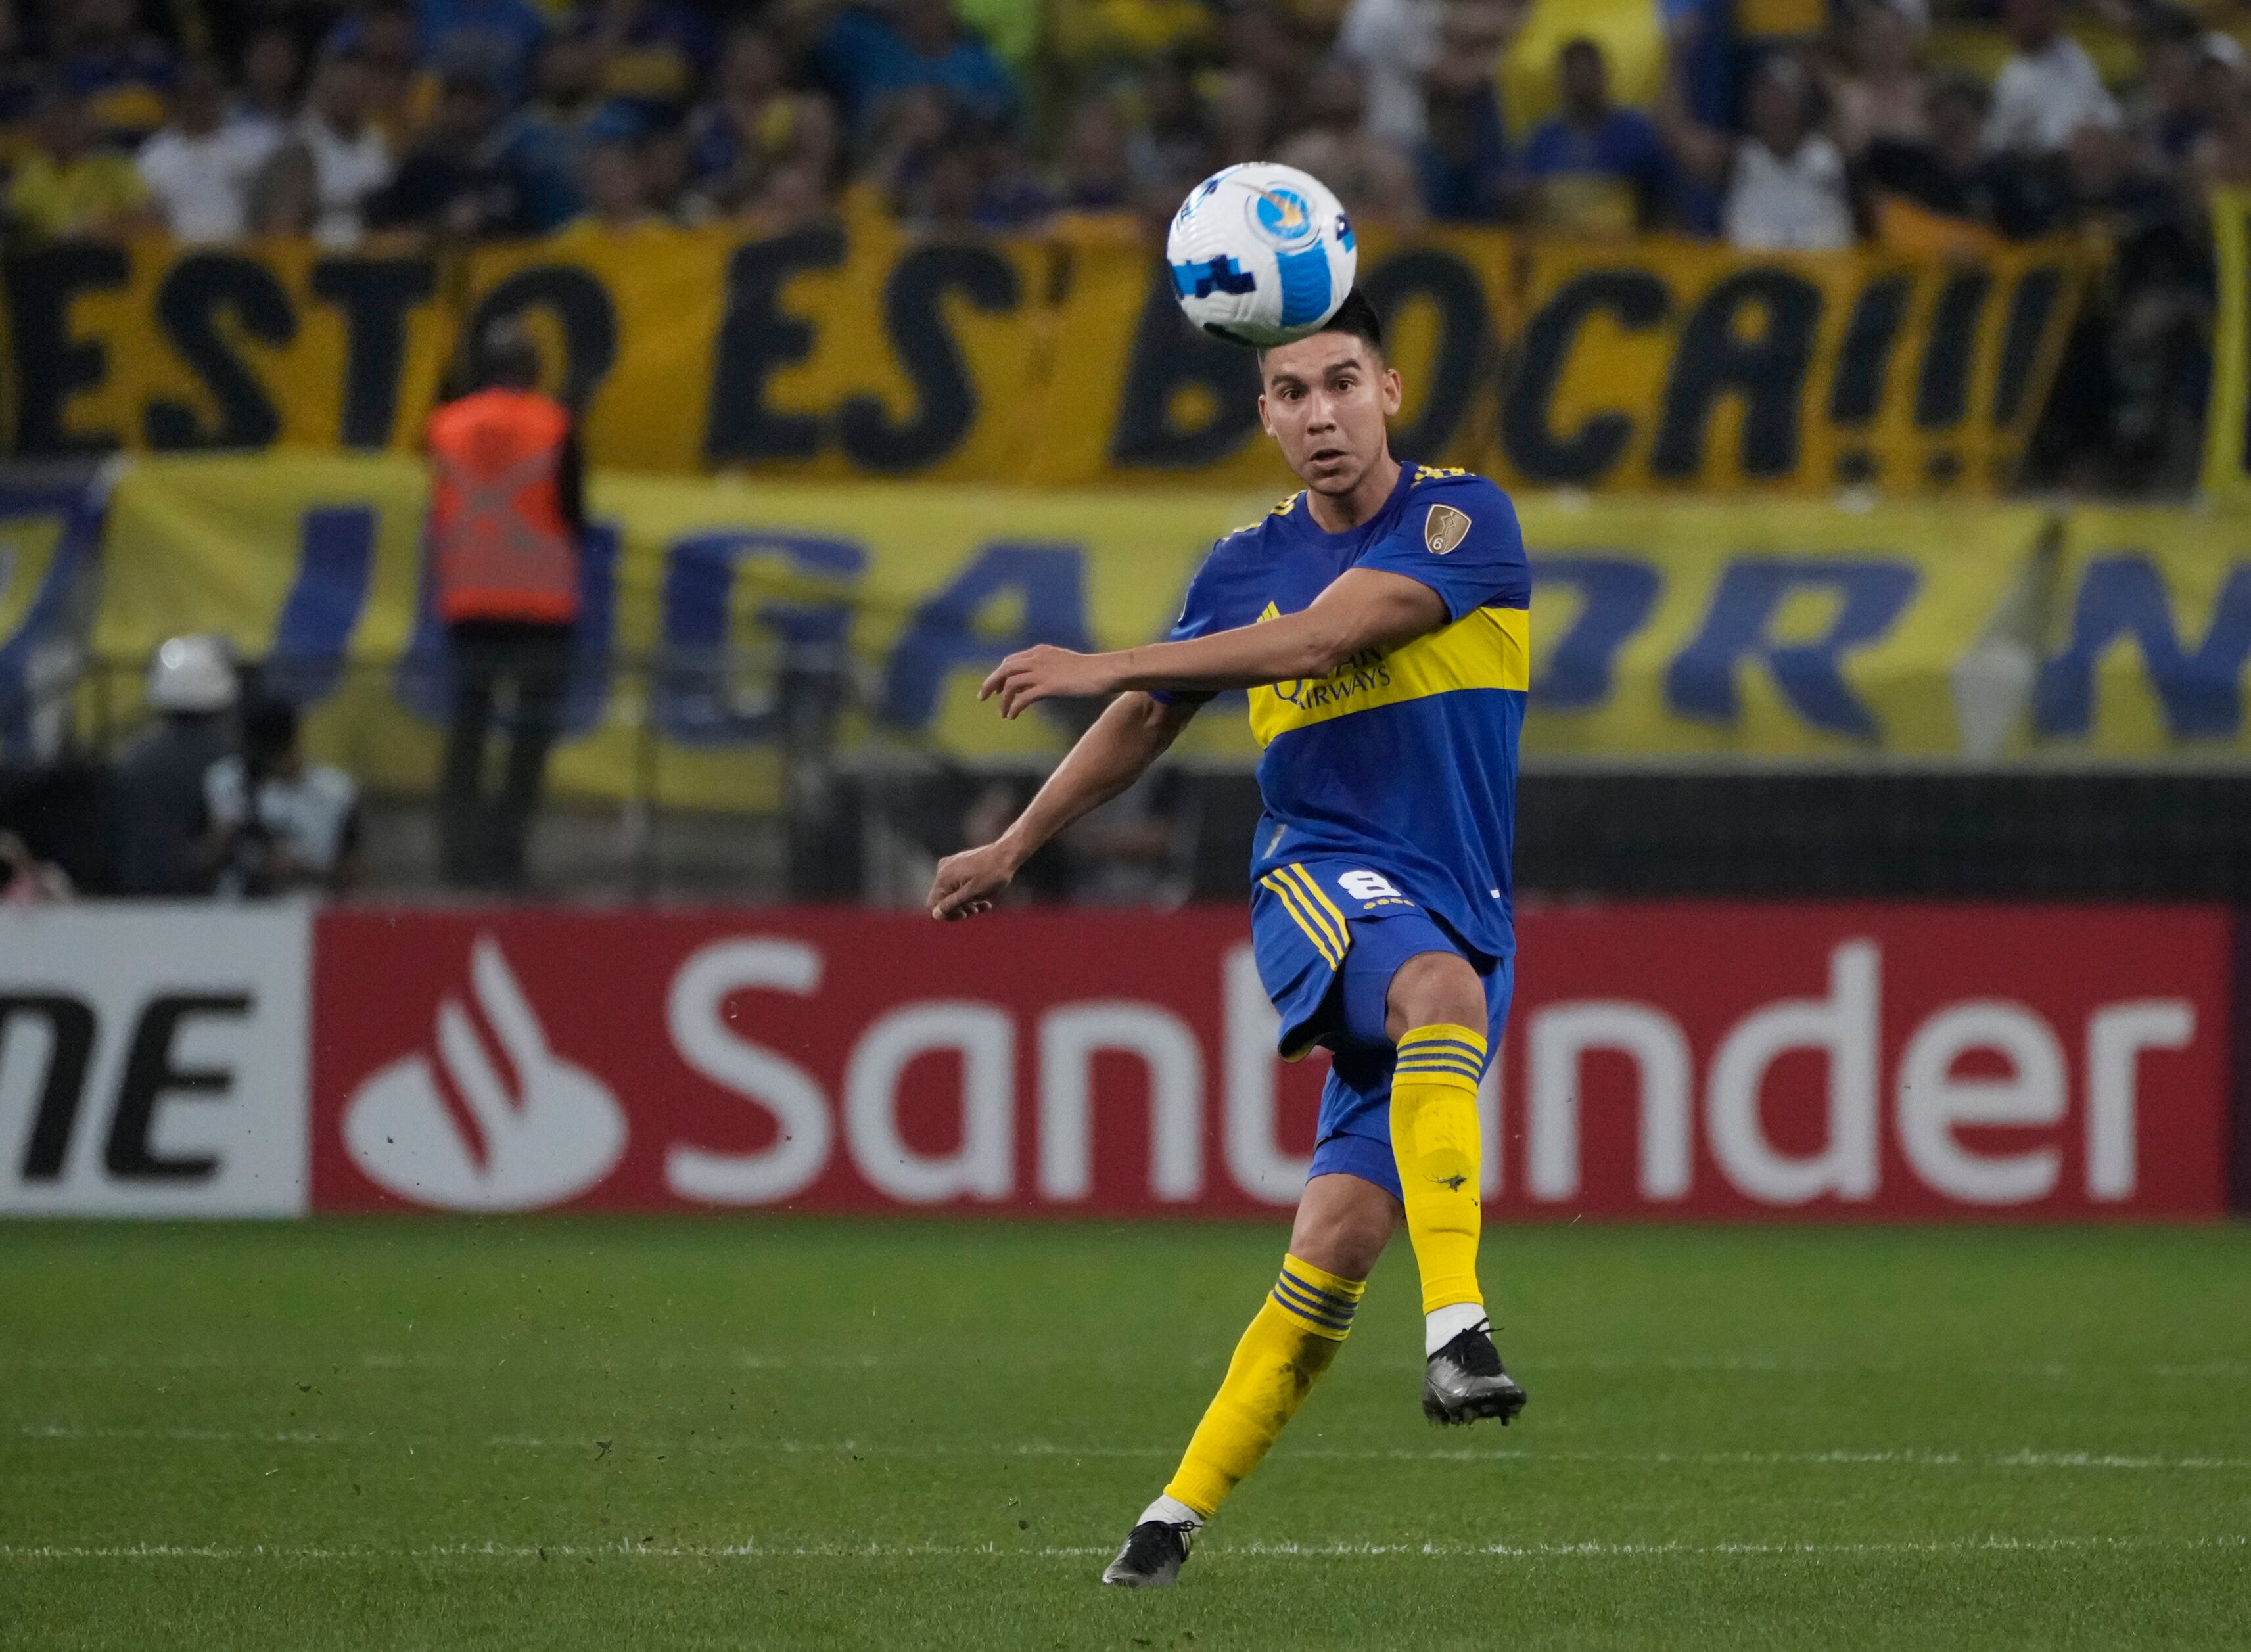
[1165,163,1358,348]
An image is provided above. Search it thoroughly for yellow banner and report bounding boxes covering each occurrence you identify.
[1,235,453,455]
[85,455,2060,799]
[2033,504,2251,752]
[1500,237,2086,495]
[7,223,2084,495]
[1518,497,2045,756]
[2203,188,2251,504]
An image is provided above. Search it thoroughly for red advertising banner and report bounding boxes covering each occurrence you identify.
[310,904,2235,1220]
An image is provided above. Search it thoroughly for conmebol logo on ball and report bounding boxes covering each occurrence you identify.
[1166,162,1357,347]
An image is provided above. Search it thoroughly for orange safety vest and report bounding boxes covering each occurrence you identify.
[426,388,580,625]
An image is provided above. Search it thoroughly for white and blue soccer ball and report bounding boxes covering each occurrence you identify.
[1165,162,1358,348]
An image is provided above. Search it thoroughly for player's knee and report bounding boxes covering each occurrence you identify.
[1289,1176,1396,1280]
[1385,951,1485,1043]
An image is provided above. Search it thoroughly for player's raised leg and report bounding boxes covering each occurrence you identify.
[1100,1174,1397,1587]
[1385,951,1527,1425]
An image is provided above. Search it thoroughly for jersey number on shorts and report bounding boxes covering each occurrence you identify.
[1338,870,1405,903]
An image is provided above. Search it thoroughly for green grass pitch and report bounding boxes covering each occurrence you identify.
[4,1219,2248,1649]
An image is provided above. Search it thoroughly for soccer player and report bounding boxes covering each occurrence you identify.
[926,289,1529,1588]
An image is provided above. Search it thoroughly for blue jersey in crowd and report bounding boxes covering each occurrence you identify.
[1157,463,1531,963]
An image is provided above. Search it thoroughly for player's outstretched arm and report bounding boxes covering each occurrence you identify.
[979,568,1447,717]
[928,690,1202,920]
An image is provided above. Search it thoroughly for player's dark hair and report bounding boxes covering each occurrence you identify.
[1257,288,1386,368]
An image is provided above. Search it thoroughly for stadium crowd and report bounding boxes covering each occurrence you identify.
[0,0,2234,476]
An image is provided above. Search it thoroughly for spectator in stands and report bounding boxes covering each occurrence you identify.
[685,25,837,217]
[0,0,40,158]
[230,25,304,149]
[203,698,365,898]
[287,48,395,248]
[137,58,281,244]
[1863,70,2062,242]
[1518,37,1671,235]
[741,156,833,231]
[1052,93,1136,214]
[976,124,1053,227]
[864,81,954,210]
[0,830,72,904]
[2135,11,2212,169]
[355,1,438,150]
[498,34,630,231]
[639,120,694,219]
[5,80,151,241]
[1825,0,1928,156]
[368,70,539,238]
[1666,53,1855,250]
[425,319,584,891]
[1417,0,1514,222]
[1274,58,1424,226]
[417,0,549,104]
[246,138,323,235]
[1338,0,1441,152]
[555,131,659,237]
[55,0,174,147]
[816,0,1020,139]
[1985,0,2120,155]
[108,635,237,898]
[574,0,714,128]
[898,120,985,234]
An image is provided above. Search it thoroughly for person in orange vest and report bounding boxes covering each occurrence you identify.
[426,319,585,890]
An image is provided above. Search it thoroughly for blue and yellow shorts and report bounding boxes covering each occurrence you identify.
[1249,859,1514,1203]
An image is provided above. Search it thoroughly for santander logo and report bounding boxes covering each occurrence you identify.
[342,935,626,1210]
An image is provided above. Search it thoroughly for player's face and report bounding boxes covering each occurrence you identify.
[1257,334,1402,496]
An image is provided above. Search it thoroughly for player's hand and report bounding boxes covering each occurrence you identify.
[928,841,1019,921]
[979,646,1117,718]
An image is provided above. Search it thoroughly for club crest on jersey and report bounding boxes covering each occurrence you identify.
[1424,504,1472,555]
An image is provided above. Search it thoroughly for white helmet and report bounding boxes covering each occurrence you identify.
[146,634,238,714]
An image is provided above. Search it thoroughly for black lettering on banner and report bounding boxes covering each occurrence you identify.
[1992,265,2061,426]
[144,252,296,449]
[313,256,438,447]
[1110,262,1262,467]
[1362,249,1489,463]
[1828,275,1911,426]
[1,994,97,1181]
[705,225,847,462]
[1653,268,1821,480]
[1500,270,1668,484]
[1828,274,1911,484]
[1914,267,1989,430]
[103,993,250,1182]
[3,242,130,455]
[468,265,618,409]
[840,242,1021,472]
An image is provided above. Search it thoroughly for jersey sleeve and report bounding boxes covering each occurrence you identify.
[1147,539,1235,704]
[1358,477,1531,622]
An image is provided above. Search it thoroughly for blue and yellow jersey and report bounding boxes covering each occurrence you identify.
[1161,463,1531,960]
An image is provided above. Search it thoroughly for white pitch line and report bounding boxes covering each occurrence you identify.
[2,1350,2246,1379]
[15,1425,2251,1471]
[0,1535,2242,1565]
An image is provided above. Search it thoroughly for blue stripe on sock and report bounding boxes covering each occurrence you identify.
[1400,1038,1487,1063]
[1278,1267,1360,1312]
[1271,1289,1354,1332]
[1274,1272,1357,1318]
[1397,1058,1485,1081]
[1271,1277,1355,1328]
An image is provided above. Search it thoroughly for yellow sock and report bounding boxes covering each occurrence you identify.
[1161,1255,1365,1519]
[1391,1024,1487,1316]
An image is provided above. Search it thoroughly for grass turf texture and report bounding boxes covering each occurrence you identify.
[3,1221,2248,1649]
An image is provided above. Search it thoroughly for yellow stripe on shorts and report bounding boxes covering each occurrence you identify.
[1261,872,1341,967]
[1282,864,1351,950]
